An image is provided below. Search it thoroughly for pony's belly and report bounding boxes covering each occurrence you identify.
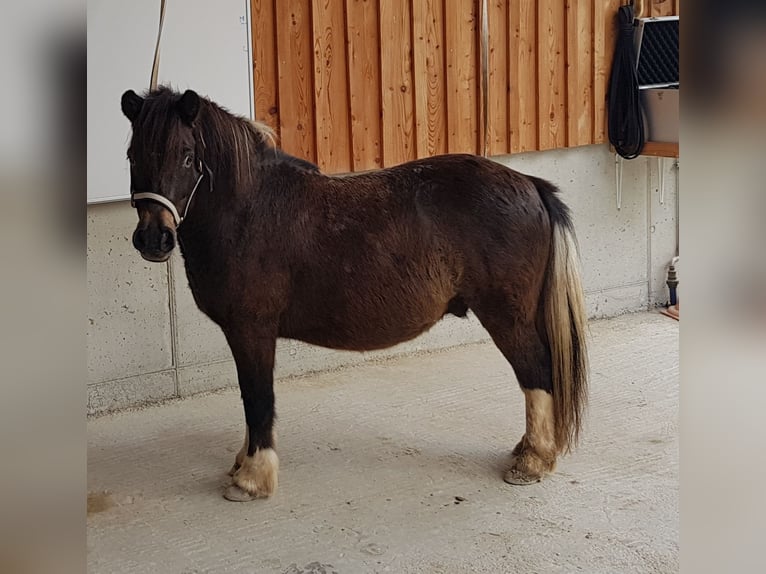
[280,294,447,352]
[285,317,440,352]
[283,252,459,351]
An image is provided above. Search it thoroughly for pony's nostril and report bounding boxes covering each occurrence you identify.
[132,228,146,252]
[159,227,175,252]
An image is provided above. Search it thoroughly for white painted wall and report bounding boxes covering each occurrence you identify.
[87,0,253,203]
[86,144,679,414]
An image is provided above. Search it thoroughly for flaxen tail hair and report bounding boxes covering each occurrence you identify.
[531,176,589,453]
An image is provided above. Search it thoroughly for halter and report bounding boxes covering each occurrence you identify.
[130,158,213,227]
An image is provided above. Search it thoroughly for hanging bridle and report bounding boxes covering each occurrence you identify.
[129,0,212,227]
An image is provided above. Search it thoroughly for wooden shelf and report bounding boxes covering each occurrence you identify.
[640,141,678,158]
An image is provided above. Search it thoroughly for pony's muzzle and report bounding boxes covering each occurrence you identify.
[132,224,176,262]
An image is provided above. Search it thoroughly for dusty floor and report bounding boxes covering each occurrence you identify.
[87,312,678,573]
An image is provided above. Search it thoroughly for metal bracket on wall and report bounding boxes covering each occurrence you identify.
[615,153,624,210]
[660,157,680,206]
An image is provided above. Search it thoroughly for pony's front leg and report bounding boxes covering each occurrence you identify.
[222,328,279,502]
[227,425,248,476]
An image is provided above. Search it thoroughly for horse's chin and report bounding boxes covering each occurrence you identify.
[139,251,172,263]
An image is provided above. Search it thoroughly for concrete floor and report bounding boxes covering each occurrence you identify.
[87,312,678,573]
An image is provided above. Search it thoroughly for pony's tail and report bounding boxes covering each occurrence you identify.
[532,177,589,454]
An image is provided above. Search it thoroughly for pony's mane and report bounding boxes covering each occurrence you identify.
[136,85,277,192]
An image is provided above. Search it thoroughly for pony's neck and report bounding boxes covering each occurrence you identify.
[195,101,271,199]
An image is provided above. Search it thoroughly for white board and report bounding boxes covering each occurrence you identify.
[87,0,253,203]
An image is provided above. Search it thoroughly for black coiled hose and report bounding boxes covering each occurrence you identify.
[608,5,644,159]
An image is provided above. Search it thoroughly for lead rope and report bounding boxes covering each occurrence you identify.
[150,0,167,91]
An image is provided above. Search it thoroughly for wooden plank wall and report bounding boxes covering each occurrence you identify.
[251,0,680,173]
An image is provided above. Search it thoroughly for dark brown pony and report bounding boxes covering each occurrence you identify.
[121,86,588,501]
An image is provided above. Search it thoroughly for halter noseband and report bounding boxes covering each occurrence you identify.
[131,166,206,227]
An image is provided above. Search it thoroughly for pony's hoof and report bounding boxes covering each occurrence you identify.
[503,468,542,486]
[223,484,259,502]
[227,462,241,477]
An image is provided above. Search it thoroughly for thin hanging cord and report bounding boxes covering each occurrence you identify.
[150,0,167,90]
[607,4,644,159]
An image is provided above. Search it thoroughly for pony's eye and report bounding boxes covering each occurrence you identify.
[183,153,194,169]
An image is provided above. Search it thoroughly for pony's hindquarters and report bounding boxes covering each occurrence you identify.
[467,174,588,484]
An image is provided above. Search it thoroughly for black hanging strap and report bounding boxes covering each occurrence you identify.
[608,5,644,159]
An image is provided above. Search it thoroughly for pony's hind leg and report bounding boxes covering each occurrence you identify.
[472,309,557,485]
[506,387,557,485]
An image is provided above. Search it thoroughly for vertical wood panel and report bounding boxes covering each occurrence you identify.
[566,0,593,148]
[538,0,567,150]
[593,0,620,143]
[275,0,316,162]
[251,0,279,132]
[380,0,415,165]
[346,0,382,170]
[445,0,478,154]
[488,0,510,155]
[510,0,538,152]
[412,0,447,158]
[593,0,606,142]
[256,0,661,171]
[650,0,674,17]
[312,0,351,172]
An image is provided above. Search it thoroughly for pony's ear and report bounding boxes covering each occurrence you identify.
[121,90,144,122]
[176,90,200,125]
